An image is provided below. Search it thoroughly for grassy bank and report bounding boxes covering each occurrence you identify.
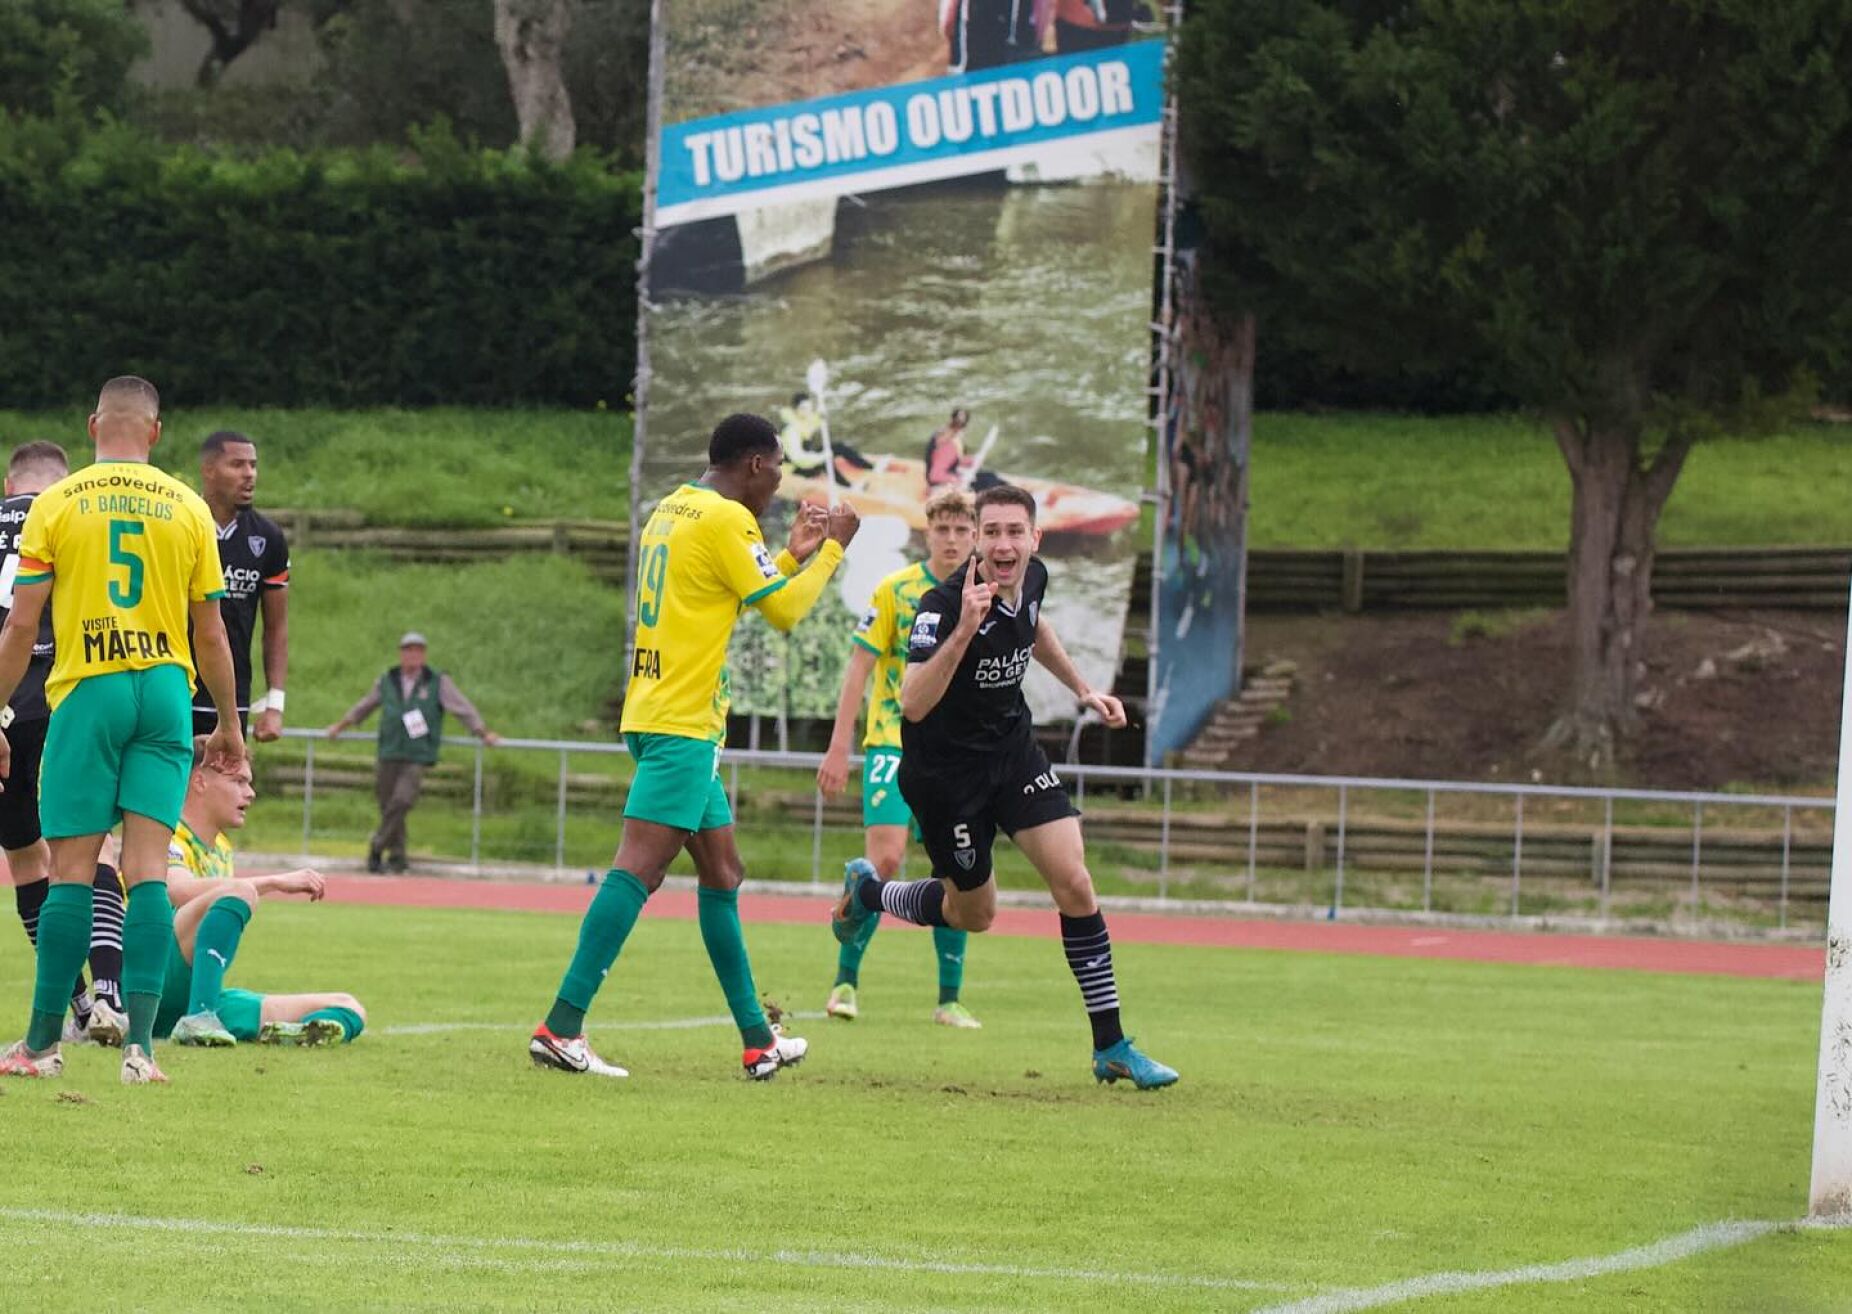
[0,407,631,527]
[6,406,1850,548]
[1249,412,1852,549]
[282,552,626,739]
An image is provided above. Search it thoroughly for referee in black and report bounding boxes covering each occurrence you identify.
[831,484,1178,1089]
[194,430,290,740]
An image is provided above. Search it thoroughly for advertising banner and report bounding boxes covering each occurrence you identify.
[639,2,1169,726]
[1147,246,1251,764]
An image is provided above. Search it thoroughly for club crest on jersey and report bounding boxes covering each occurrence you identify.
[954,848,976,870]
[247,535,267,557]
[910,611,942,649]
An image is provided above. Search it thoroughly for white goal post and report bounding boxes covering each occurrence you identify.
[1811,593,1852,1219]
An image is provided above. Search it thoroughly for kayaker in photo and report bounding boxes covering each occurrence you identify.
[925,408,1003,492]
[779,393,875,489]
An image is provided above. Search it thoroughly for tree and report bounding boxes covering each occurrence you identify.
[1179,0,1852,768]
[493,0,575,159]
[1,0,149,118]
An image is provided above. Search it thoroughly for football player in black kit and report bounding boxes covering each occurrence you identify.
[194,431,289,740]
[832,484,1178,1088]
[0,442,96,1042]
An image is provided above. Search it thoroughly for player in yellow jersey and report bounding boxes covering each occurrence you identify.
[816,486,982,1027]
[0,376,243,1086]
[530,413,860,1080]
[156,737,364,1049]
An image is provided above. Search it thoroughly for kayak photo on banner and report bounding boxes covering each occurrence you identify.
[637,1,1170,725]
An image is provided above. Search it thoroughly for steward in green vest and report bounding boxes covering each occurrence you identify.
[377,665,444,765]
[326,632,500,873]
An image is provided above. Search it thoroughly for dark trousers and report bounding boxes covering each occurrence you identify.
[372,759,427,862]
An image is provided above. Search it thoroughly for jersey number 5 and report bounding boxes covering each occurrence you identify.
[108,519,145,608]
[637,542,669,628]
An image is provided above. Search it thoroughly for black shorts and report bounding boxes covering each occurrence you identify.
[192,707,252,737]
[899,738,1079,891]
[0,714,47,851]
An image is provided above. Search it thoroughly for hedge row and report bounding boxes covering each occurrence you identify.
[0,120,640,409]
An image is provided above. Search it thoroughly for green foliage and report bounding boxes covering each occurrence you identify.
[0,123,641,407]
[0,905,1840,1309]
[0,0,148,120]
[1179,0,1852,426]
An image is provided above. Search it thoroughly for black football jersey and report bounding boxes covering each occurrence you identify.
[0,493,55,720]
[901,556,1047,762]
[194,508,290,712]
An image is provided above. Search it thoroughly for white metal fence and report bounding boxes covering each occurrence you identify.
[272,729,1832,933]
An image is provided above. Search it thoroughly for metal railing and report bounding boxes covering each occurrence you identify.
[270,729,1834,934]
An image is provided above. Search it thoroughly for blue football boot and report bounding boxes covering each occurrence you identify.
[1092,1037,1179,1090]
[831,858,881,947]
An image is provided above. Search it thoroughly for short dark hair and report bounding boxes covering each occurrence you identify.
[790,392,808,407]
[708,413,781,466]
[975,483,1036,524]
[201,429,254,458]
[7,440,68,479]
[950,407,969,426]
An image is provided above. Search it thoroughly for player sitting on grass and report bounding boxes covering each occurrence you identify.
[817,485,982,1027]
[158,736,365,1047]
[832,484,1178,1089]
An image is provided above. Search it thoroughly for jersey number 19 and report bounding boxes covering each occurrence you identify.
[637,542,669,627]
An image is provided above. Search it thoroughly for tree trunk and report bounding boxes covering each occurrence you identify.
[493,0,577,161]
[1544,417,1694,770]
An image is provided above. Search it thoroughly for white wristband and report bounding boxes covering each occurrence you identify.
[263,690,286,713]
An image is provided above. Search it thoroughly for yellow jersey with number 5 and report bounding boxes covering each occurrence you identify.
[621,482,791,743]
[16,461,226,710]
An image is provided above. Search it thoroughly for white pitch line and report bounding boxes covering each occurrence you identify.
[381,1011,826,1036]
[0,1208,1293,1294]
[1251,1219,1782,1314]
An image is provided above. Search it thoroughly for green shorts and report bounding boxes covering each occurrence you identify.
[623,732,733,833]
[39,665,193,838]
[153,932,264,1041]
[862,747,914,829]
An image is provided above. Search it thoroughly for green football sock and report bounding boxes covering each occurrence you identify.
[121,881,174,1053]
[933,926,968,1006]
[697,885,774,1049]
[26,884,92,1051]
[546,869,649,1037]
[303,1006,364,1042]
[835,936,868,988]
[187,896,250,1014]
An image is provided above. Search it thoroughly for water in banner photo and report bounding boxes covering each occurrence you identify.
[638,2,1169,722]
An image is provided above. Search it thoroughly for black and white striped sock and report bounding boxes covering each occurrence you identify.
[875,877,948,928]
[89,866,126,1011]
[1061,911,1124,1052]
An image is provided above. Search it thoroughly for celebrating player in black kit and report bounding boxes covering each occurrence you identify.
[832,484,1178,1088]
[194,431,289,740]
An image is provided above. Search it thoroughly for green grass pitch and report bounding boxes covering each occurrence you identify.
[1,900,1847,1311]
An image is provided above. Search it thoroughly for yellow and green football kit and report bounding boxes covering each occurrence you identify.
[851,561,939,828]
[620,482,842,832]
[155,820,263,1041]
[18,462,225,836]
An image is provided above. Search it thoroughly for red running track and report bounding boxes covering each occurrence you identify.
[324,874,1824,983]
